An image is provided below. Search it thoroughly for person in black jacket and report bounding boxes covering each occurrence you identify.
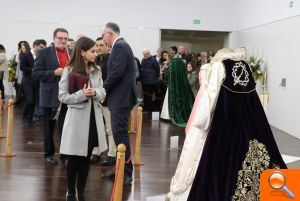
[141,48,160,112]
[32,28,71,166]
[101,22,137,185]
[20,39,45,125]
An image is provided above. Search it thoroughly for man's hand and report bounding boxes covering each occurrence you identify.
[54,67,64,76]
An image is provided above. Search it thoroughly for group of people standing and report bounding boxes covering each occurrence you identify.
[5,22,137,201]
[1,21,287,201]
[140,45,215,127]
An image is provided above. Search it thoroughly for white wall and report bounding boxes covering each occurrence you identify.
[234,0,300,30]
[0,20,159,60]
[2,0,300,138]
[228,15,300,139]
[0,0,234,31]
[0,0,234,57]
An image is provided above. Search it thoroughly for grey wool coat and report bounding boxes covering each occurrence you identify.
[58,66,107,157]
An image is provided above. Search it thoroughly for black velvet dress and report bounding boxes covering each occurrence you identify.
[187,59,287,201]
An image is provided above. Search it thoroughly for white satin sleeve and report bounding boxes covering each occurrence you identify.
[166,62,225,201]
[191,61,225,131]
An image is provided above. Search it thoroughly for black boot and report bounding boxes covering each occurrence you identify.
[66,191,76,201]
[77,193,85,201]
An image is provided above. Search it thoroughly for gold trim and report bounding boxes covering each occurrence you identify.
[222,84,256,94]
[232,139,270,201]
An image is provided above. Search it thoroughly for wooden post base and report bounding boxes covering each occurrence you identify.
[0,153,16,157]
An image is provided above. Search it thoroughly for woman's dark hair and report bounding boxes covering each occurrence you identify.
[187,61,196,71]
[170,46,178,54]
[68,37,96,75]
[0,44,5,53]
[18,41,30,52]
[159,50,168,64]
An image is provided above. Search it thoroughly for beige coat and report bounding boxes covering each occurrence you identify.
[0,53,8,80]
[59,66,107,157]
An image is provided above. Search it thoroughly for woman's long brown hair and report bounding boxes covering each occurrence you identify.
[68,37,96,75]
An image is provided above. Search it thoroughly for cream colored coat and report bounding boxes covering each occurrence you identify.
[0,52,8,80]
[59,66,107,157]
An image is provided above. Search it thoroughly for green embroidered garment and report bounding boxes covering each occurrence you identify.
[168,58,194,127]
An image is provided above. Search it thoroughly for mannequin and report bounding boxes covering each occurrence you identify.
[186,47,287,201]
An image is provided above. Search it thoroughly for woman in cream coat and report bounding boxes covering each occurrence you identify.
[58,37,106,201]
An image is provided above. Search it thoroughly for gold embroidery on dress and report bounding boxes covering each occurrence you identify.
[232,62,249,86]
[231,139,270,201]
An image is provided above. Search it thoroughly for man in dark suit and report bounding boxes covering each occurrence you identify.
[32,28,70,166]
[20,39,45,125]
[101,22,137,185]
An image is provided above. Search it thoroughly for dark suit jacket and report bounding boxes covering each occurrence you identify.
[96,53,110,106]
[20,51,34,78]
[32,46,70,108]
[103,38,137,110]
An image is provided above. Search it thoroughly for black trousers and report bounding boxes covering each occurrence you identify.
[0,79,5,100]
[43,105,67,159]
[14,82,24,104]
[67,150,92,194]
[110,107,133,177]
[22,77,36,123]
[66,103,98,194]
[142,84,156,112]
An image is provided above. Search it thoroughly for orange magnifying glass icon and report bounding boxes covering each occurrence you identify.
[268,171,295,199]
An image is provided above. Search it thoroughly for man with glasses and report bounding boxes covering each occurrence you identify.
[100,22,137,185]
[32,28,70,166]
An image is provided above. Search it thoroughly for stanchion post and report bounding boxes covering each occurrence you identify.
[134,106,144,165]
[111,144,126,201]
[0,93,4,139]
[128,106,136,134]
[0,99,16,157]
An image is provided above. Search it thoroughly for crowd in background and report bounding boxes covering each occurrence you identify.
[0,28,216,201]
[0,41,215,115]
[138,45,215,113]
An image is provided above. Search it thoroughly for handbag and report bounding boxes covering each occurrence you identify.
[68,71,89,94]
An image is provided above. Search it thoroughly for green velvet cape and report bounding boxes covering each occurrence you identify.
[168,58,195,127]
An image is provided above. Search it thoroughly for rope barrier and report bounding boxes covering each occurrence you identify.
[0,99,16,157]
[110,144,126,201]
[134,106,144,165]
[0,104,10,116]
[143,91,164,101]
[110,106,144,200]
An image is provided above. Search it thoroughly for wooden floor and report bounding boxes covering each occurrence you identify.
[0,105,185,201]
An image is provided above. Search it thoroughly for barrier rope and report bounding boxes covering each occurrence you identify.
[110,157,121,201]
[125,155,131,164]
[0,98,9,116]
[0,104,9,116]
[143,91,164,101]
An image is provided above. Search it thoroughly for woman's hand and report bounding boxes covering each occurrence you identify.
[82,84,96,97]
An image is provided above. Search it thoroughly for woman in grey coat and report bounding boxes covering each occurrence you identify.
[58,37,106,201]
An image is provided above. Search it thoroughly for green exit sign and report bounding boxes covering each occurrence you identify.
[290,0,294,7]
[193,19,201,24]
